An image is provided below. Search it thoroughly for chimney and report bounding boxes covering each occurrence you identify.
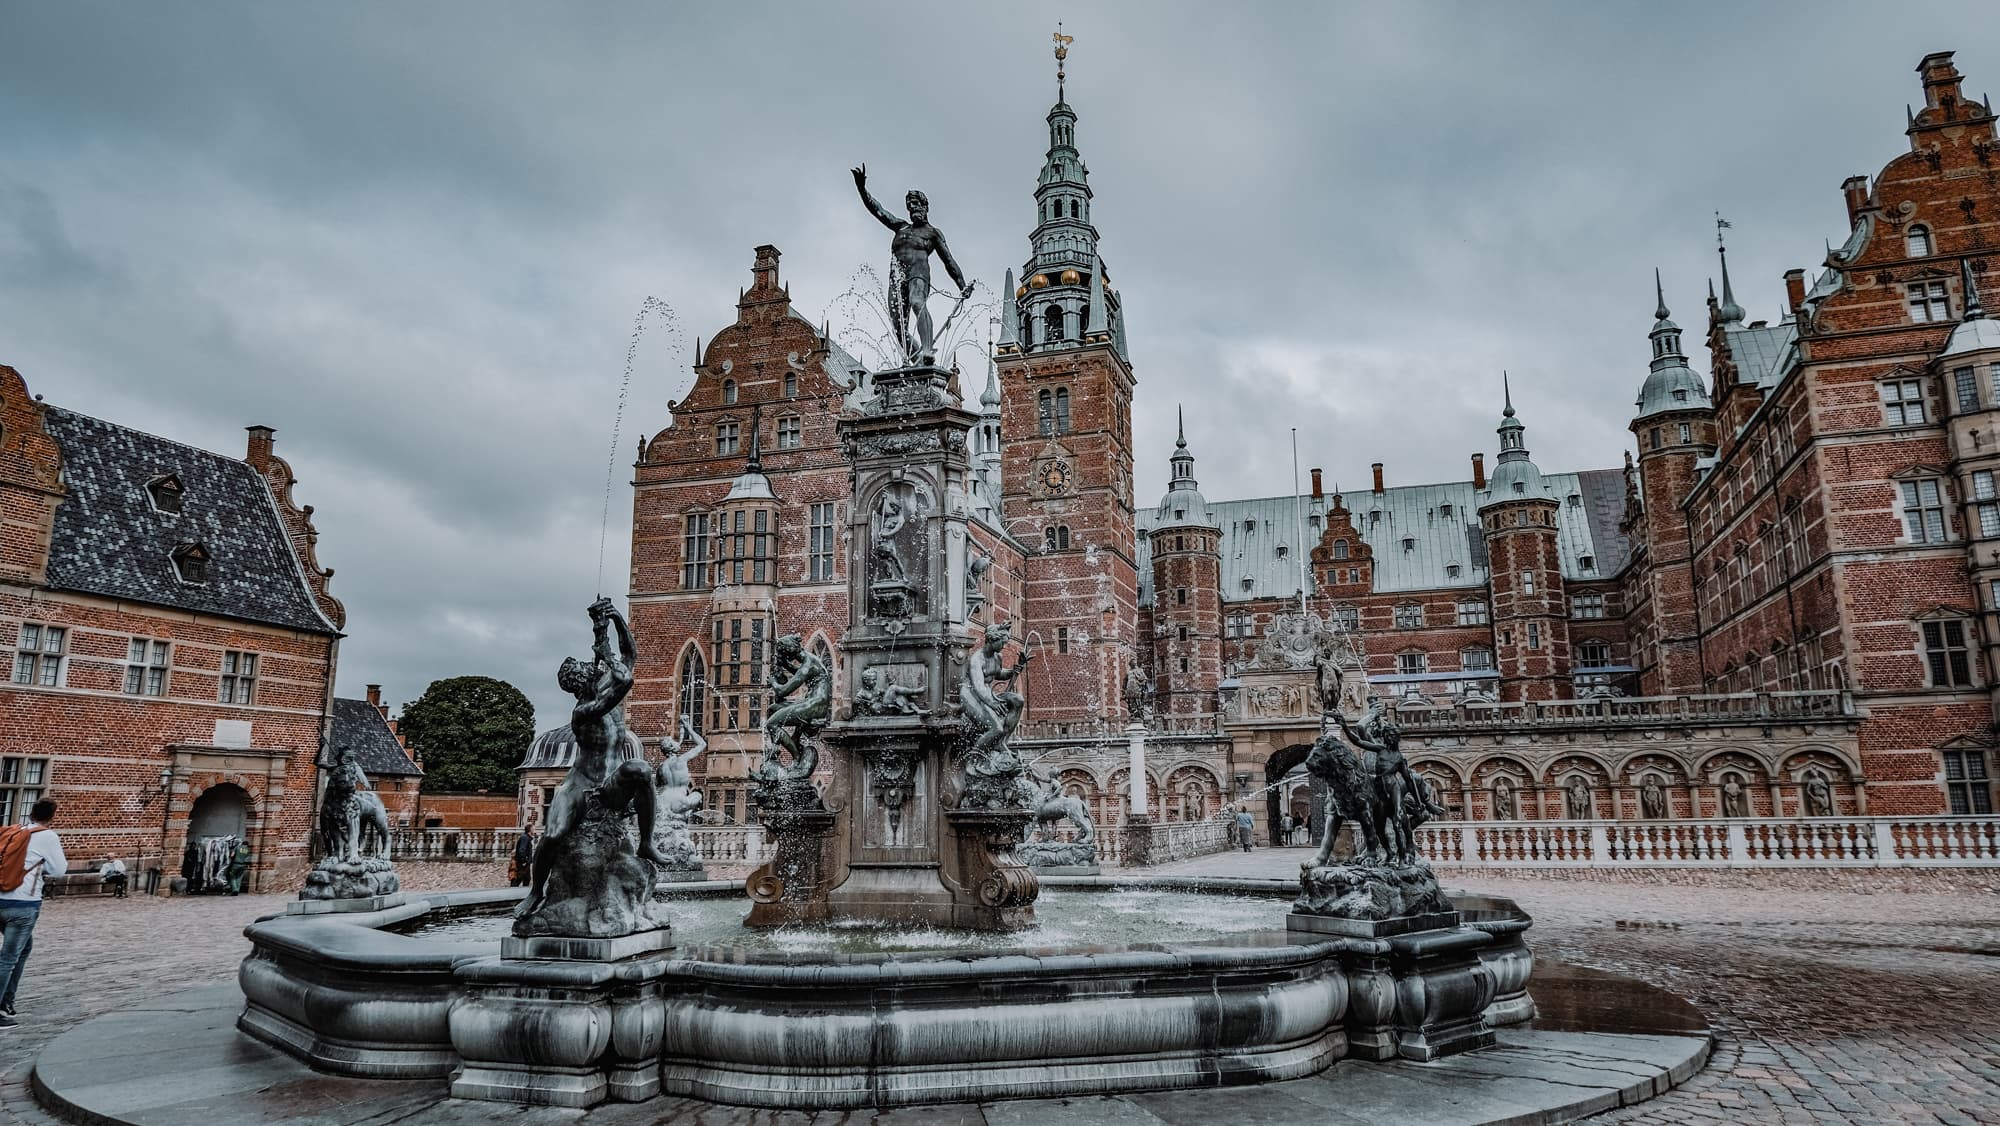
[244,425,275,472]
[1371,462,1385,493]
[366,684,384,715]
[1783,269,1807,313]
[1310,468,1324,501]
[1841,176,1871,226]
[1918,51,1963,111]
[750,244,782,293]
[1471,452,1486,489]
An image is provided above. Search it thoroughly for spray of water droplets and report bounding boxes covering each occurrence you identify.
[598,297,684,596]
[821,264,998,387]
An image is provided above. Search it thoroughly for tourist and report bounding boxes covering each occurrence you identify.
[97,857,127,898]
[509,828,536,888]
[1234,806,1254,852]
[0,799,66,1028]
[1279,813,1295,848]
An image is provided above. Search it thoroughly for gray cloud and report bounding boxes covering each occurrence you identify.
[0,1,1987,724]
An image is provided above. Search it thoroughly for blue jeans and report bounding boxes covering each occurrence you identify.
[0,902,40,1010]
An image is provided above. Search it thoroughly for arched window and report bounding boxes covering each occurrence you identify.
[1053,387,1071,433]
[1907,224,1933,258]
[1043,304,1065,343]
[722,379,737,405]
[1056,525,1071,550]
[1078,303,1091,333]
[678,647,707,733]
[1333,539,1349,560]
[1038,389,1054,436]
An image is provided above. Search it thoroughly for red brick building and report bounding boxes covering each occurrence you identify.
[620,51,1998,833]
[0,363,346,891]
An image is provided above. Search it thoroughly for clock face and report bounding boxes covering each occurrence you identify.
[1041,460,1071,495]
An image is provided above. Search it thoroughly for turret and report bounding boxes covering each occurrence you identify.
[1479,379,1569,702]
[1147,409,1222,719]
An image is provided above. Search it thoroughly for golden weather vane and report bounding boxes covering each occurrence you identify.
[1054,23,1074,91]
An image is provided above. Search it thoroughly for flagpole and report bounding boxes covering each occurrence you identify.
[1292,428,1307,615]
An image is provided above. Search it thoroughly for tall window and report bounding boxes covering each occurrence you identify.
[1907,224,1933,257]
[1461,647,1494,672]
[1175,587,1187,605]
[1944,748,1993,814]
[783,371,798,398]
[722,379,738,405]
[808,503,836,581]
[1679,422,1692,444]
[0,757,48,826]
[709,615,770,730]
[1332,605,1359,630]
[1457,599,1488,626]
[1521,570,1535,595]
[715,423,740,456]
[1397,651,1428,675]
[682,513,711,590]
[12,625,64,687]
[1057,626,1070,654]
[218,650,256,704]
[1226,612,1253,639]
[1975,471,2000,538]
[678,647,706,734]
[1955,367,1979,413]
[1038,389,1053,436]
[1571,592,1605,619]
[1922,619,1974,687]
[1394,603,1424,629]
[776,416,802,450]
[1043,304,1064,343]
[1881,379,1927,425]
[1901,478,1950,543]
[1576,640,1611,668]
[1526,623,1542,649]
[1908,281,1950,323]
[1045,525,1071,551]
[1052,388,1072,433]
[123,638,169,696]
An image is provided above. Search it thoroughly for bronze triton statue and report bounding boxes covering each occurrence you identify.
[852,164,974,363]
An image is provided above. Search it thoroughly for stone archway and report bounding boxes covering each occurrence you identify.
[185,783,252,894]
[1266,744,1319,846]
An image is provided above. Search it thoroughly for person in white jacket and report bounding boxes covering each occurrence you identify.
[0,799,65,1029]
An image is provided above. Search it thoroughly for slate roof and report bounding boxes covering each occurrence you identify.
[1136,469,1630,607]
[520,723,645,771]
[331,697,423,778]
[1722,321,1799,391]
[40,408,337,634]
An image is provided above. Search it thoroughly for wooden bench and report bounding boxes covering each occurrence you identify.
[44,871,113,898]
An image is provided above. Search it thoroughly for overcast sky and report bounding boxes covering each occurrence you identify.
[1,3,1989,728]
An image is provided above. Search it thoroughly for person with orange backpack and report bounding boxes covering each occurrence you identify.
[0,799,65,1029]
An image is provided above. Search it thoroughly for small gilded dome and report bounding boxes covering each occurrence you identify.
[1028,274,1051,289]
[1015,285,1028,299]
[1059,268,1082,286]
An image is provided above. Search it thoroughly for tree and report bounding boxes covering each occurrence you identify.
[399,676,536,793]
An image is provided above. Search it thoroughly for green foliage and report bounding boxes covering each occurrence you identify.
[400,676,535,793]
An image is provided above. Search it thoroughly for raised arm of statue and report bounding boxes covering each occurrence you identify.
[1335,712,1383,754]
[676,716,706,766]
[852,165,904,231]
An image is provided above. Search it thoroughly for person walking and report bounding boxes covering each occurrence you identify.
[508,827,536,889]
[0,799,65,1028]
[1279,813,1295,848]
[1234,806,1255,853]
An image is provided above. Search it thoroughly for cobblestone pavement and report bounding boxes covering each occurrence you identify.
[1,855,1997,1124]
[1159,846,2000,1125]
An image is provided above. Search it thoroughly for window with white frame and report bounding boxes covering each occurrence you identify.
[1901,478,1950,543]
[219,650,257,704]
[1975,471,2000,538]
[1394,603,1424,629]
[1955,367,1979,413]
[1881,379,1927,425]
[1907,225,1934,257]
[1461,647,1494,672]
[124,638,169,696]
[1225,612,1253,639]
[681,513,711,589]
[808,503,836,581]
[1908,281,1950,323]
[783,371,798,398]
[776,416,802,450]
[722,379,738,405]
[1526,623,1542,649]
[715,422,740,456]
[1922,619,1975,687]
[1572,592,1605,619]
[1679,421,1692,443]
[1457,599,1488,625]
[1576,639,1611,667]
[11,624,64,687]
[1397,651,1428,675]
[1332,605,1359,630]
[0,757,48,826]
[1521,570,1536,595]
[1944,748,1994,814]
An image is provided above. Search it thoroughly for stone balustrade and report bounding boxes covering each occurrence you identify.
[1418,815,2000,867]
[390,828,514,862]
[1390,689,1854,733]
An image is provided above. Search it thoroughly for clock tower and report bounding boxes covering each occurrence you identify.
[995,37,1140,730]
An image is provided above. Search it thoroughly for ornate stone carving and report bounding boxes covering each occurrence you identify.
[1804,770,1835,817]
[1640,774,1668,820]
[958,623,1032,810]
[854,666,926,716]
[751,634,830,814]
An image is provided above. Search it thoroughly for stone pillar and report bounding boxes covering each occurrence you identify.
[1126,722,1148,816]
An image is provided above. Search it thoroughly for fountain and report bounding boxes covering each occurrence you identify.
[202,174,1705,1121]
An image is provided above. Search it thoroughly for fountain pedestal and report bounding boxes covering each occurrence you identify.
[744,808,841,927]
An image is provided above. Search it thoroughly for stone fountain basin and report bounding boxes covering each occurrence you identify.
[237,879,1535,1110]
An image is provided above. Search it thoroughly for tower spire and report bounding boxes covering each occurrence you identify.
[1503,370,1515,417]
[1176,404,1187,448]
[1714,214,1745,326]
[1053,24,1072,102]
[1654,267,1670,321]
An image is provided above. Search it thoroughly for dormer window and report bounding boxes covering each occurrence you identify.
[146,475,184,514]
[1439,503,1453,518]
[1673,389,1689,402]
[1446,563,1462,579]
[171,543,210,585]
[1580,554,1596,572]
[1276,544,1289,558]
[1368,509,1381,525]
[1907,224,1933,258]
[1401,537,1415,552]
[1244,518,1257,532]
[1241,576,1254,591]
[1567,493,1581,506]
[1512,481,1525,494]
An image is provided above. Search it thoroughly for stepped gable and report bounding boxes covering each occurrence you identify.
[39,407,339,635]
